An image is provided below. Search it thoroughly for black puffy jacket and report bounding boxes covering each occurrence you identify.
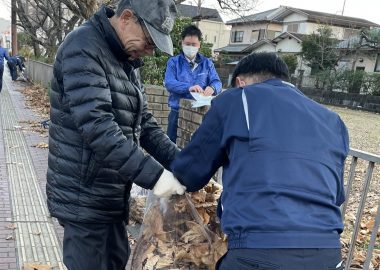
[47,7,179,223]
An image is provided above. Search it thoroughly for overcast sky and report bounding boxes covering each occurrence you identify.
[0,0,379,25]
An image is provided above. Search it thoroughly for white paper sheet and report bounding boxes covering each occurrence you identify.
[190,92,213,108]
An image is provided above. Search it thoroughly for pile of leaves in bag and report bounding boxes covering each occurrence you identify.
[131,181,227,270]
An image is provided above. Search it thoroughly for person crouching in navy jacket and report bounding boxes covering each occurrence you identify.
[169,52,349,270]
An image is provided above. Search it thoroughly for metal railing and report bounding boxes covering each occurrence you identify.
[342,148,380,270]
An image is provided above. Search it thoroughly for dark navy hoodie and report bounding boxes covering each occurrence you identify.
[171,79,349,249]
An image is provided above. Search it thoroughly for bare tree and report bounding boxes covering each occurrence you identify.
[15,0,101,61]
[175,0,257,17]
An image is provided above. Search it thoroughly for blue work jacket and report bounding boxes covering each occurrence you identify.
[171,79,349,249]
[164,52,222,109]
[0,46,10,66]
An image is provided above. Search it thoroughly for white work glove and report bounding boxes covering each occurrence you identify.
[153,169,186,198]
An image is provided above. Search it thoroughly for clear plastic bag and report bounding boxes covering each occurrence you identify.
[131,188,226,270]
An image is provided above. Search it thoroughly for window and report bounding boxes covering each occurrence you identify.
[251,30,259,43]
[267,30,281,40]
[258,29,266,40]
[214,36,217,42]
[287,23,299,33]
[231,31,244,43]
[251,29,266,43]
[344,28,360,39]
[375,54,380,72]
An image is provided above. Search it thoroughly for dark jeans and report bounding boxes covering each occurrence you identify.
[7,61,17,81]
[216,248,344,270]
[0,65,3,92]
[167,108,179,143]
[59,219,130,270]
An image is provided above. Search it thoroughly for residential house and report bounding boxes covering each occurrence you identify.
[337,35,380,73]
[176,4,231,54]
[215,8,282,60]
[215,6,379,72]
[0,18,11,49]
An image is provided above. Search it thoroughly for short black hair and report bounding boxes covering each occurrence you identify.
[181,25,202,40]
[115,0,132,16]
[231,52,290,87]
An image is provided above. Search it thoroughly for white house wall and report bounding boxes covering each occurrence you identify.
[198,20,231,54]
[229,25,251,44]
[339,53,378,72]
[276,38,302,53]
[303,22,345,39]
[283,13,308,23]
[281,13,351,39]
[229,23,282,45]
[253,43,276,53]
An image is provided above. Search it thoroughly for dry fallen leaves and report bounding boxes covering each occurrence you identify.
[24,262,52,270]
[6,223,17,230]
[18,84,50,119]
[32,142,49,149]
[132,181,227,270]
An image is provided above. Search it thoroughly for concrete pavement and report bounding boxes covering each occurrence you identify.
[0,70,64,270]
[0,70,136,270]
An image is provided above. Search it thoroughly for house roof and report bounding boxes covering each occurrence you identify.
[241,39,276,53]
[214,44,251,53]
[176,4,223,23]
[227,6,379,28]
[272,32,308,43]
[275,7,380,28]
[337,35,380,51]
[226,8,281,25]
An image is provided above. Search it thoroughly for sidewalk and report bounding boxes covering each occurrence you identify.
[0,70,64,270]
[0,72,135,270]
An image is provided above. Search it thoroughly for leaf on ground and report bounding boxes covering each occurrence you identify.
[6,224,17,230]
[23,262,52,270]
[33,142,48,149]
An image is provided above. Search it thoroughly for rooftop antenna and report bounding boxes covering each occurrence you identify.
[341,0,347,15]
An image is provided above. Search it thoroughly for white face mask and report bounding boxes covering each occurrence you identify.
[182,45,199,58]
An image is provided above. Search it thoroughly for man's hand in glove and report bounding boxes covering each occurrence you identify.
[153,169,186,198]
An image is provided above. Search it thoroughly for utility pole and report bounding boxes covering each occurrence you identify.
[341,0,347,15]
[11,0,18,55]
[196,0,202,27]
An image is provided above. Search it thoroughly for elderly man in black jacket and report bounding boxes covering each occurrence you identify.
[47,0,186,269]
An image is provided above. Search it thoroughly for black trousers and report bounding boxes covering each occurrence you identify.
[59,219,130,270]
[7,61,17,81]
[216,248,344,270]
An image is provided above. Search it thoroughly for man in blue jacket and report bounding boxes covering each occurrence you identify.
[0,39,10,93]
[165,53,349,269]
[164,25,222,143]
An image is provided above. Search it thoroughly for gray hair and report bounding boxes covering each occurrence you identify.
[115,0,133,16]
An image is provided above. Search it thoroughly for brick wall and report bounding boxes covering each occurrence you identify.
[144,85,209,148]
[145,85,170,131]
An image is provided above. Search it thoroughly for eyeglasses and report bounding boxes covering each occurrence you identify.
[137,17,156,49]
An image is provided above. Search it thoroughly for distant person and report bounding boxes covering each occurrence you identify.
[165,52,349,270]
[164,25,222,143]
[0,39,10,92]
[9,55,26,80]
[7,56,18,81]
